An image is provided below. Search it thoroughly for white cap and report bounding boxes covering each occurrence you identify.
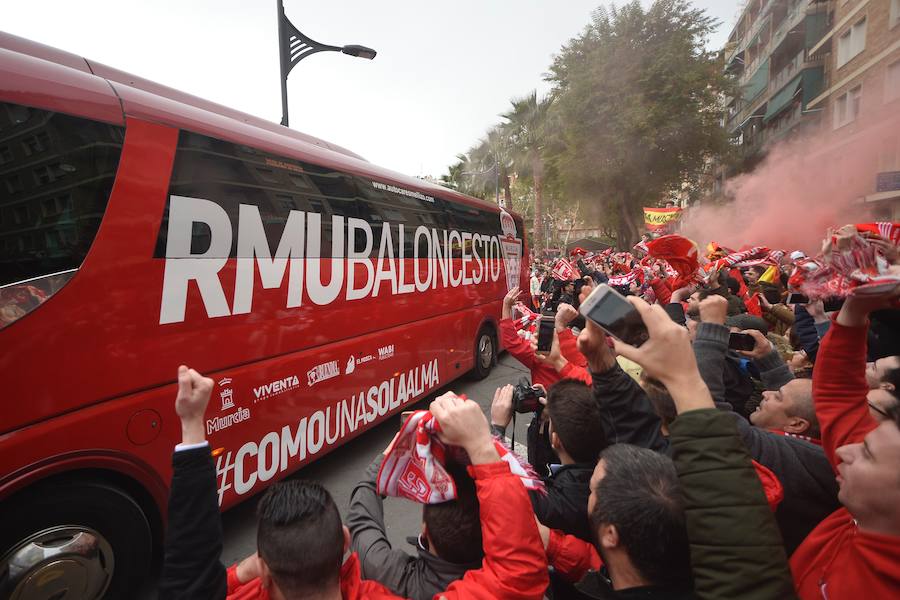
[789,250,806,261]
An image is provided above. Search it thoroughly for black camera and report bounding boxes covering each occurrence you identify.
[513,378,546,413]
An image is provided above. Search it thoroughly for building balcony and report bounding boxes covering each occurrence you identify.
[726,0,779,65]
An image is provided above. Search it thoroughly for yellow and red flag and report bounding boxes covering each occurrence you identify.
[644,207,683,232]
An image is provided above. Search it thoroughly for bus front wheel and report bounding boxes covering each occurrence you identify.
[0,479,152,600]
[470,326,496,380]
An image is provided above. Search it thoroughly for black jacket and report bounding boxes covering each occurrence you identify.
[692,322,841,554]
[590,362,668,454]
[589,324,840,555]
[159,446,227,600]
[347,456,479,600]
[529,463,595,542]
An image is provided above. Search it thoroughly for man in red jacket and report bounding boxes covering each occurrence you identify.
[159,367,549,600]
[499,287,587,388]
[789,290,900,598]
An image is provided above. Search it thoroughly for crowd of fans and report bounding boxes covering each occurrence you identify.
[158,223,899,599]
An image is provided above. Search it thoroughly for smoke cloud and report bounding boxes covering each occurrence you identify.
[681,105,900,255]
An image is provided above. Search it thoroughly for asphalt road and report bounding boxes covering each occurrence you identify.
[141,353,531,596]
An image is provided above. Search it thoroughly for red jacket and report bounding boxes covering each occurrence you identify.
[649,277,673,305]
[226,552,396,599]
[228,462,549,600]
[500,319,590,388]
[790,320,900,598]
[545,529,602,584]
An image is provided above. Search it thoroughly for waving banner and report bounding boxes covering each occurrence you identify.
[644,207,683,232]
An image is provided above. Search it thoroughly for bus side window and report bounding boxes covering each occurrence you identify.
[161,131,362,261]
[0,102,124,329]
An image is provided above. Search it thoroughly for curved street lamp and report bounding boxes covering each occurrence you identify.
[278,0,377,127]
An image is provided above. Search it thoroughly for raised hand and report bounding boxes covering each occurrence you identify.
[737,329,773,360]
[610,296,714,414]
[532,330,566,372]
[555,303,578,331]
[577,320,616,373]
[175,365,214,445]
[430,392,498,464]
[502,286,522,319]
[837,286,900,327]
[490,384,515,429]
[698,295,728,325]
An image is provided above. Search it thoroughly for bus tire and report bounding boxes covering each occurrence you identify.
[469,325,496,380]
[0,479,152,600]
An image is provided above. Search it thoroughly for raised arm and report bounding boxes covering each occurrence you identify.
[556,303,588,367]
[346,453,416,594]
[813,295,889,466]
[692,296,730,404]
[738,328,794,391]
[429,394,548,600]
[532,330,593,385]
[577,320,669,452]
[613,297,796,600]
[158,366,227,600]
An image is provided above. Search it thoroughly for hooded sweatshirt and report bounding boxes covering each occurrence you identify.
[789,320,900,598]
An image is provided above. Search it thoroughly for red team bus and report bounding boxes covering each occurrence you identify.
[0,32,527,598]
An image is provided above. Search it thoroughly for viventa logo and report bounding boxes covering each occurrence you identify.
[218,378,235,411]
[254,375,301,403]
[307,361,340,387]
[377,345,395,360]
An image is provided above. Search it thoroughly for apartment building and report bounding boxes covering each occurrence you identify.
[721,0,831,173]
[806,0,900,219]
[709,0,900,220]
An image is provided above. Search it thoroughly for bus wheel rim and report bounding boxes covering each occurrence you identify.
[0,525,114,600]
[478,334,493,369]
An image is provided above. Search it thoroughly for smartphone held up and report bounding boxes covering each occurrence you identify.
[728,332,756,351]
[578,284,649,347]
[535,315,555,355]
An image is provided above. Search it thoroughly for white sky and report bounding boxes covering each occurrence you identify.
[4,0,741,178]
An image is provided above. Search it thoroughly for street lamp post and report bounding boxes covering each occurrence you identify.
[278,0,377,127]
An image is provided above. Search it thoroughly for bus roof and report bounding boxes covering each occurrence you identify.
[0,30,512,216]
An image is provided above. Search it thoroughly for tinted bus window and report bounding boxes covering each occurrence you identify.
[0,102,124,328]
[157,130,502,260]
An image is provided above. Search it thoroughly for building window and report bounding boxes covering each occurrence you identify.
[837,17,867,68]
[21,132,50,156]
[834,85,862,128]
[892,0,900,29]
[887,61,900,103]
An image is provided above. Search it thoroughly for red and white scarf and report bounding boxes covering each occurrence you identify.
[376,409,545,503]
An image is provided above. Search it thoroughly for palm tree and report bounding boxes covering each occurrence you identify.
[502,91,553,252]
[468,126,514,210]
[440,155,468,191]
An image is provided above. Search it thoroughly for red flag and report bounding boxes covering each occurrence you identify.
[646,235,700,288]
[551,259,577,281]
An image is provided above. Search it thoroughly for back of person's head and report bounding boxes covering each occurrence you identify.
[257,480,345,598]
[641,374,676,429]
[423,461,483,564]
[726,276,741,296]
[590,444,690,588]
[546,378,607,463]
